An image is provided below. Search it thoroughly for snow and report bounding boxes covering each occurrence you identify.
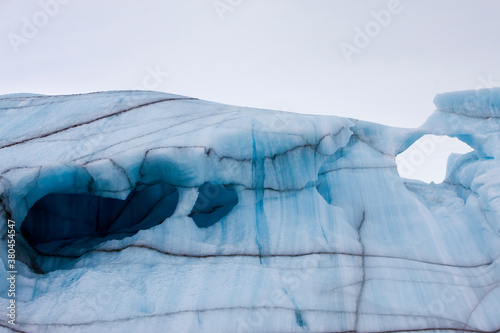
[0,89,499,332]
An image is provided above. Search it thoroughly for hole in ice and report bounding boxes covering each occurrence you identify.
[21,183,179,256]
[189,182,238,228]
[396,135,474,183]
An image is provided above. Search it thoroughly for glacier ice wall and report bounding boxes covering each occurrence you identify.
[0,89,499,332]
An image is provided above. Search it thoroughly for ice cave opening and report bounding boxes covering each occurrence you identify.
[189,182,238,228]
[396,135,474,183]
[20,183,179,256]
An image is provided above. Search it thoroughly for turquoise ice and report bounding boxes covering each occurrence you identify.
[0,89,499,332]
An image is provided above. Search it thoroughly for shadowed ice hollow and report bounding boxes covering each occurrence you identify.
[0,89,499,332]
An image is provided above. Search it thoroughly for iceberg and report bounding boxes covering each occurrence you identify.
[0,89,499,332]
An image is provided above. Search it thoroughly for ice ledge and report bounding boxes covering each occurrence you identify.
[433,88,500,118]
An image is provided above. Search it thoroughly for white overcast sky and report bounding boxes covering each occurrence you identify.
[1,0,499,128]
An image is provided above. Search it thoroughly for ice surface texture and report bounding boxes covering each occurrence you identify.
[0,89,499,333]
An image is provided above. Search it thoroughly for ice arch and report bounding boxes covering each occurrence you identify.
[396,135,474,183]
[21,183,179,256]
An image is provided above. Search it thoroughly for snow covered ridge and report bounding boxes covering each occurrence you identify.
[0,89,499,332]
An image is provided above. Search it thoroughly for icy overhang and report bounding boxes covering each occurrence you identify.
[0,89,499,332]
